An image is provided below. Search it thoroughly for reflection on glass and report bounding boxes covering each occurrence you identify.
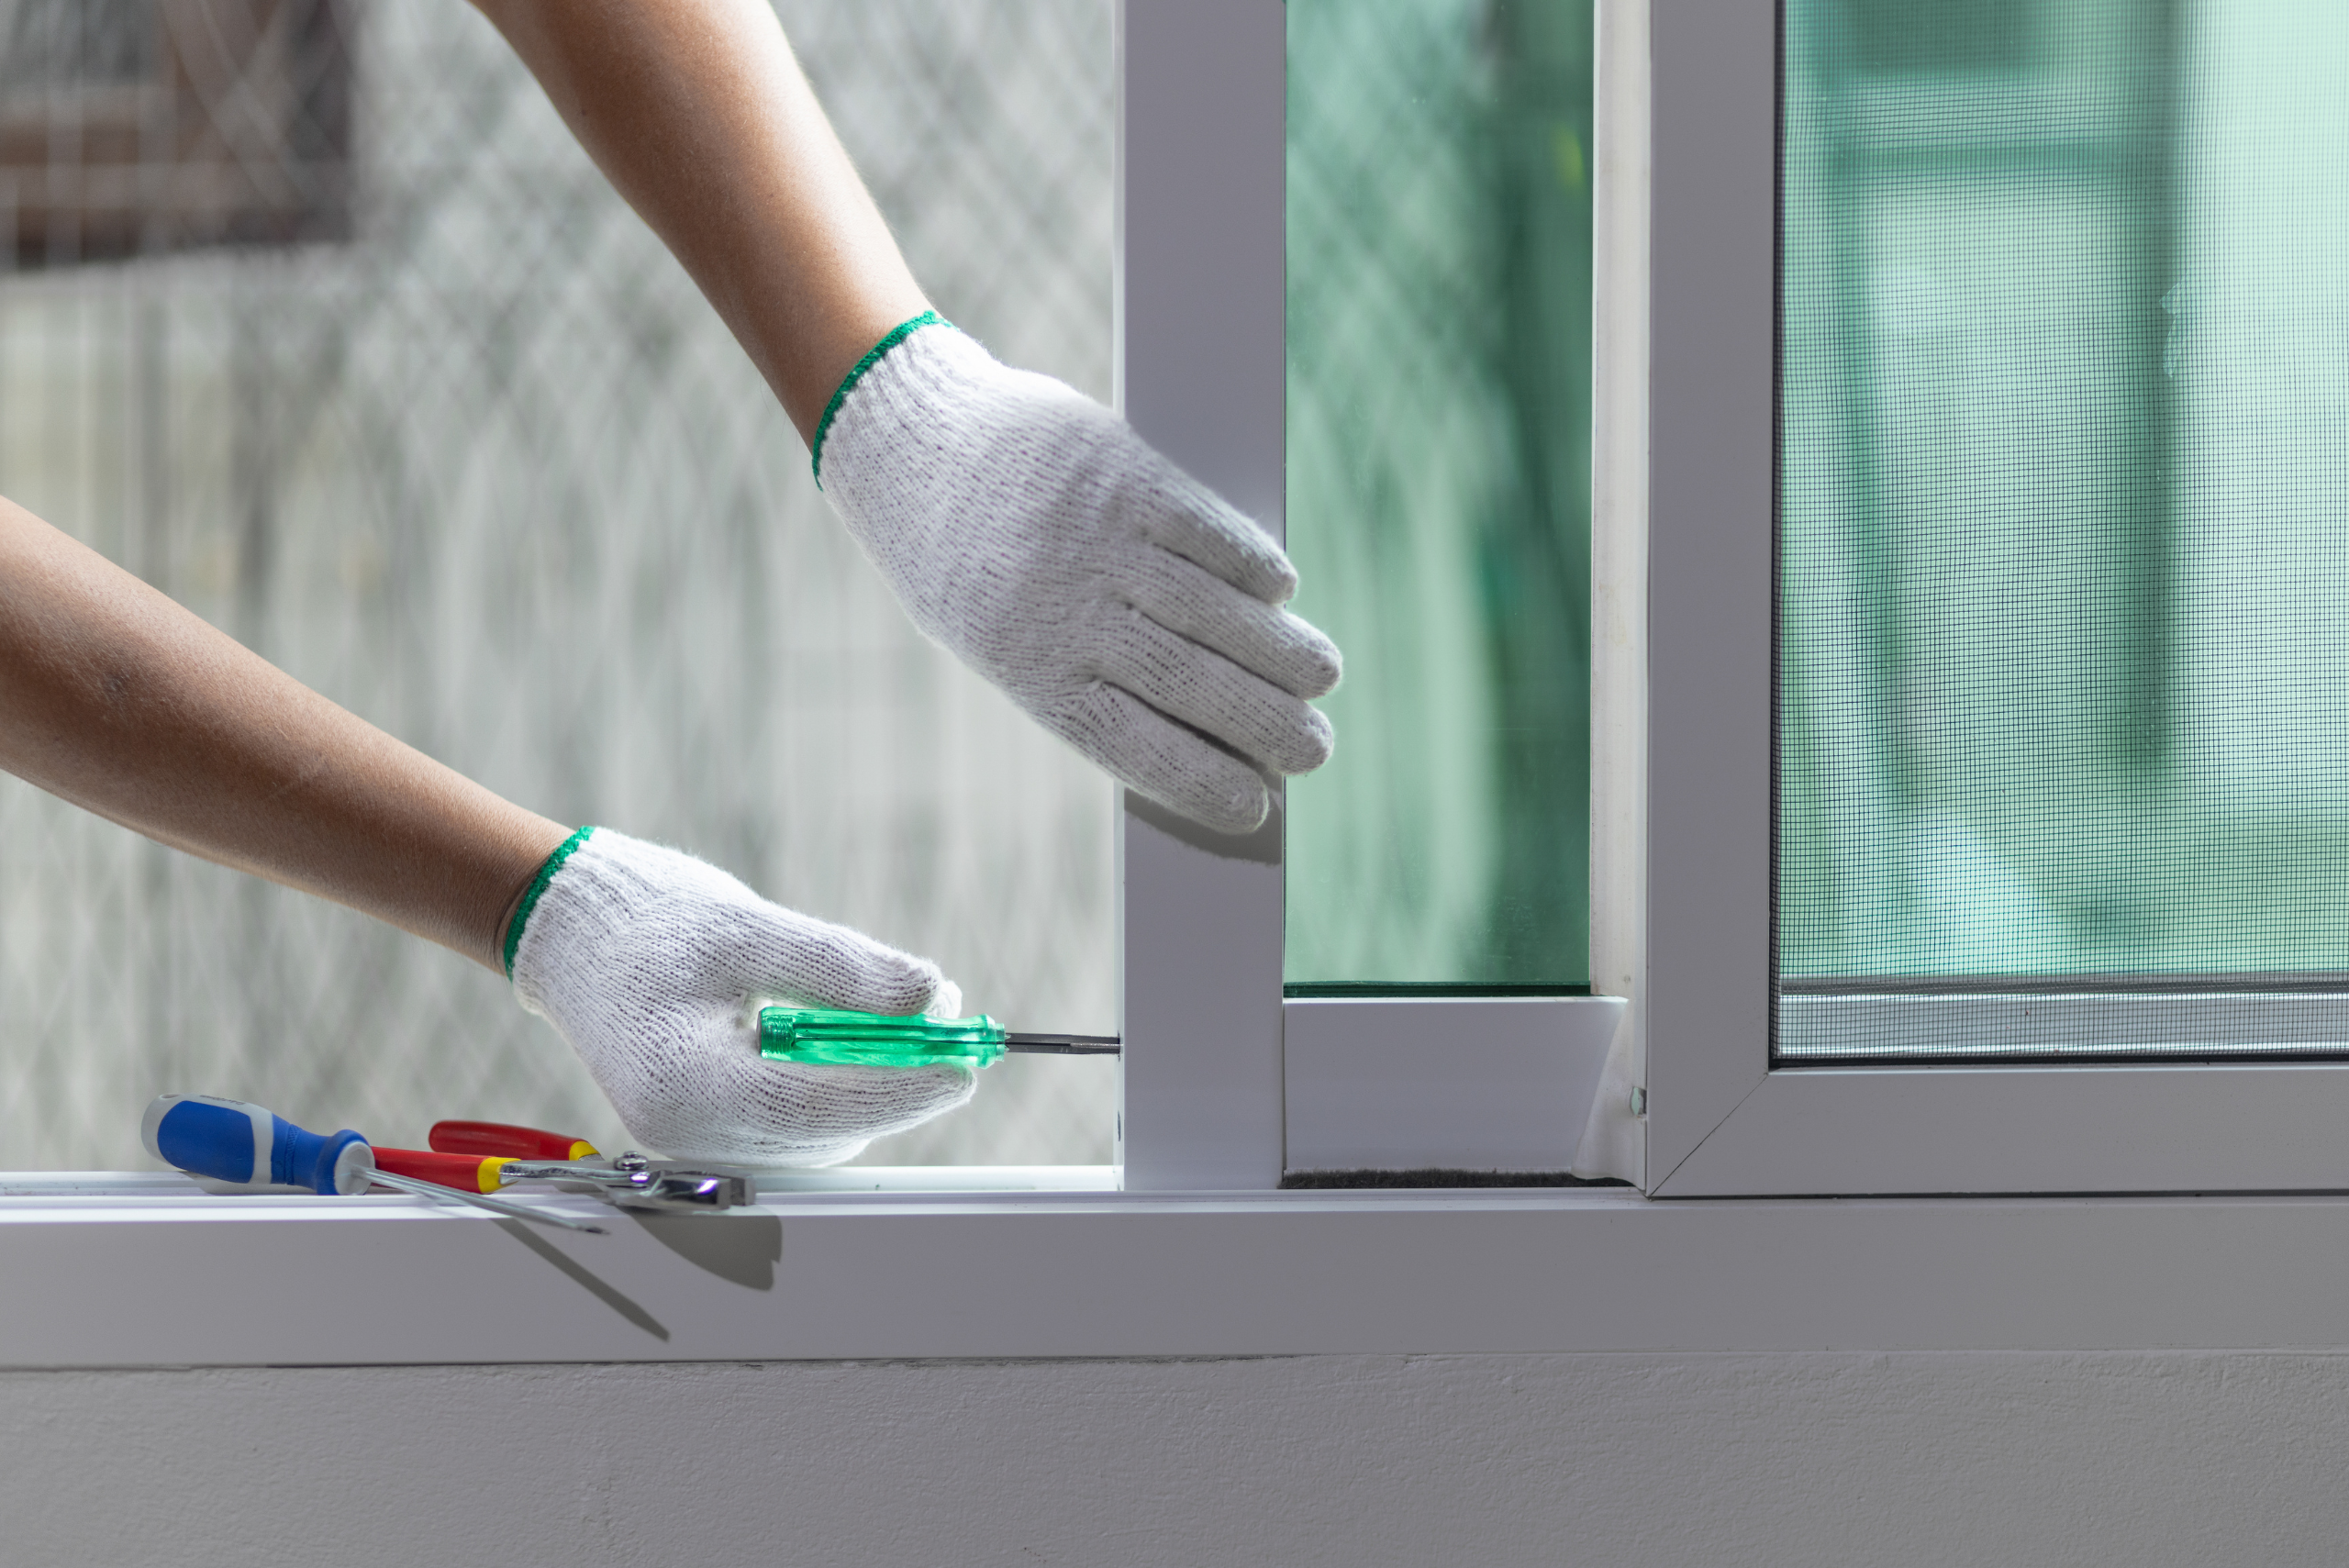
[1284,0,1592,989]
[1780,2,2349,1039]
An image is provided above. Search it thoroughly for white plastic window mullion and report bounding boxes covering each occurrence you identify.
[1114,0,1288,1193]
[1640,0,1778,1188]
[1578,0,1655,1188]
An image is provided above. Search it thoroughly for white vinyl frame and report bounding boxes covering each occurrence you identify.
[1642,0,2349,1198]
[29,0,2349,1373]
[1115,0,1288,1193]
[1116,0,1624,1192]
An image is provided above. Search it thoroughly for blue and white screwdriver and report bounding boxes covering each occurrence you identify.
[140,1094,604,1234]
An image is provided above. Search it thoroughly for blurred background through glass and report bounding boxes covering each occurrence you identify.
[1284,0,1593,993]
[1780,0,2349,1050]
[0,0,1118,1167]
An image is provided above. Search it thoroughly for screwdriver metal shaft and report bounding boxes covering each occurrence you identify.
[1005,1033,1120,1055]
[365,1163,607,1234]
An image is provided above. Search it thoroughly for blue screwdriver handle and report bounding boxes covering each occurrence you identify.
[141,1094,375,1196]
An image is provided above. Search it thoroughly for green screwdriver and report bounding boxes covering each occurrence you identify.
[757,1006,1120,1070]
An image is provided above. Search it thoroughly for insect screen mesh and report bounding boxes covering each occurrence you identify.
[1778,0,2349,1056]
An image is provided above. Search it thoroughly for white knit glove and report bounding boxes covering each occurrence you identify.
[817,315,1341,835]
[506,828,974,1166]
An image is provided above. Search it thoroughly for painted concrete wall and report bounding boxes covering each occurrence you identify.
[6,1351,2349,1564]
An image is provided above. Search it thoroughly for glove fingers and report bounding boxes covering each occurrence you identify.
[1092,613,1335,778]
[710,904,951,1018]
[651,1054,976,1168]
[1056,680,1273,834]
[1128,550,1342,700]
[1139,473,1300,605]
[514,829,978,1168]
[726,1056,975,1164]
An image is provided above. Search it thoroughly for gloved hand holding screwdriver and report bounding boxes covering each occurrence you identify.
[0,1,1338,1165]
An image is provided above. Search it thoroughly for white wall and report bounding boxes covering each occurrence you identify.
[6,1351,2349,1564]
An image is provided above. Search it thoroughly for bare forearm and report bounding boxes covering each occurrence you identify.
[0,500,569,971]
[470,0,928,440]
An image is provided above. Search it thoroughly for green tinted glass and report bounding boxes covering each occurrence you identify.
[1284,0,1593,990]
[1781,3,2349,1037]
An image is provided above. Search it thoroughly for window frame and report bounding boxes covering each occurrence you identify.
[1115,0,1624,1193]
[28,0,2349,1373]
[1115,0,1289,1192]
[1642,0,2349,1198]
[19,1175,2349,1365]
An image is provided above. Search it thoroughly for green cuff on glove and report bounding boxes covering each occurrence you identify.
[503,825,596,978]
[809,309,952,488]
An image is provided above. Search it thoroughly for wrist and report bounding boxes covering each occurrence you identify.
[497,824,596,979]
[809,308,958,488]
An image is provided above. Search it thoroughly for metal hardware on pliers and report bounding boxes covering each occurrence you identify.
[494,1152,754,1213]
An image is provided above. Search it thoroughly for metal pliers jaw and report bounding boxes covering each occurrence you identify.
[493,1151,756,1213]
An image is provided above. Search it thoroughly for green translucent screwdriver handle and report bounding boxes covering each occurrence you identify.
[757,1006,1008,1069]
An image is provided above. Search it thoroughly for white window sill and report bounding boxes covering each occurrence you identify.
[9,1173,2349,1366]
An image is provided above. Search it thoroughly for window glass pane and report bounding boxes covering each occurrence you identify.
[1284,0,1592,990]
[1780,0,2349,1056]
[0,1,1116,1167]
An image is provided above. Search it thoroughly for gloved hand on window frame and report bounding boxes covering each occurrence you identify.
[816,314,1342,836]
